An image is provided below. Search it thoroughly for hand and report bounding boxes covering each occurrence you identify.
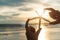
[45,8,57,19]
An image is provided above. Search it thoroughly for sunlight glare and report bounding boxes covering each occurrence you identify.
[36,8,44,16]
[36,8,50,18]
[42,10,50,18]
[38,25,46,40]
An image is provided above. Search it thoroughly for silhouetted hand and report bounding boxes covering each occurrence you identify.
[45,8,57,19]
[44,8,60,25]
[25,18,41,40]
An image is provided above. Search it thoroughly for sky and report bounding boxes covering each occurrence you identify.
[0,0,60,24]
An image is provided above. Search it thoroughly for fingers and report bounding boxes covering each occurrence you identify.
[44,8,55,11]
[44,8,53,10]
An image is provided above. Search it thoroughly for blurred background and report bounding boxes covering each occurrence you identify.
[0,0,60,40]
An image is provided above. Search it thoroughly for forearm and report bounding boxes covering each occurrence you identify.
[25,19,30,30]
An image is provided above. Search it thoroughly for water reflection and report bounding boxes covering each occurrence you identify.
[38,25,60,40]
[0,27,26,40]
[0,25,60,40]
[38,25,46,40]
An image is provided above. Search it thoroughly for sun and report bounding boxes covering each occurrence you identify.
[36,8,50,40]
[43,10,50,18]
[36,8,50,18]
[36,8,44,16]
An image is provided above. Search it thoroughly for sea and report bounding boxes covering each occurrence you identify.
[0,24,26,40]
[0,24,60,40]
